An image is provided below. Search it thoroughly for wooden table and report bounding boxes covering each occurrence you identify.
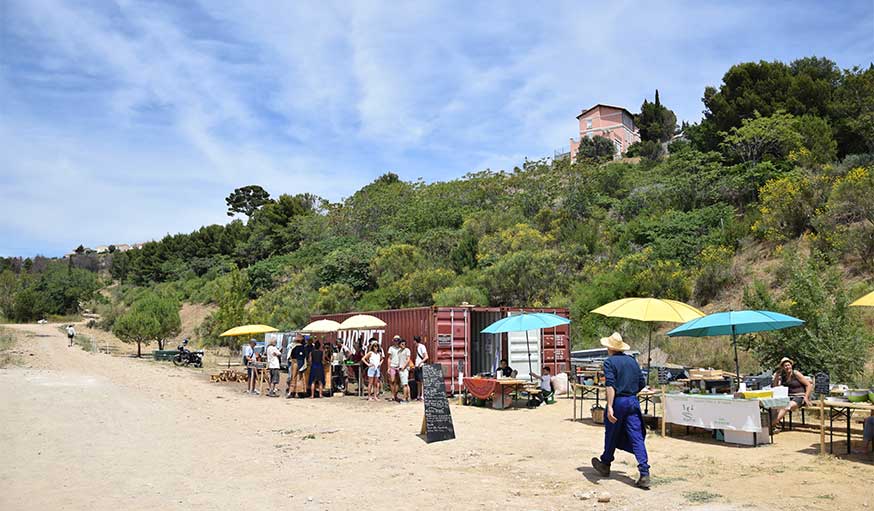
[570,384,662,422]
[816,399,874,455]
[463,378,532,409]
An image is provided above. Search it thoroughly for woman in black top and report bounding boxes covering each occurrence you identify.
[309,341,326,398]
[770,357,812,428]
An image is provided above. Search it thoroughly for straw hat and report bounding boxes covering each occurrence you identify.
[778,357,794,366]
[600,332,630,352]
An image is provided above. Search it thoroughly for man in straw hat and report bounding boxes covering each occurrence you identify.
[591,332,650,489]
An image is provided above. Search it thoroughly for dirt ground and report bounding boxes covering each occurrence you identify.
[1,323,872,511]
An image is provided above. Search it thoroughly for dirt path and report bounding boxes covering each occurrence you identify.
[1,323,871,511]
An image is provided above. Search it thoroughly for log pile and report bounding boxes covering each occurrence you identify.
[210,369,248,383]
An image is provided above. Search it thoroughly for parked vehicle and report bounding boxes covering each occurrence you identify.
[172,339,203,368]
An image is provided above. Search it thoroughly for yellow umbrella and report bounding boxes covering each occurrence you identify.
[301,319,341,333]
[219,324,279,337]
[850,291,874,307]
[592,297,705,372]
[338,314,387,330]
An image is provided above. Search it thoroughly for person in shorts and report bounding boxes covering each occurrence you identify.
[265,339,282,397]
[362,342,383,401]
[396,339,412,402]
[413,336,428,401]
[243,339,258,394]
[770,357,812,429]
[387,336,401,402]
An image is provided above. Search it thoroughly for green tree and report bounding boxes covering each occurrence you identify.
[226,185,272,218]
[637,89,677,143]
[791,114,837,166]
[318,244,375,292]
[742,254,872,382]
[698,57,840,151]
[721,111,802,164]
[830,65,874,155]
[370,244,426,286]
[204,266,250,347]
[110,251,130,282]
[112,291,181,356]
[433,285,489,307]
[314,283,356,314]
[575,135,615,162]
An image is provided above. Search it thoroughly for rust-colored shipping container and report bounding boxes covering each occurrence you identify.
[311,306,571,394]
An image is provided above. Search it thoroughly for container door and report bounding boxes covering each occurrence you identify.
[433,308,470,394]
[506,312,540,381]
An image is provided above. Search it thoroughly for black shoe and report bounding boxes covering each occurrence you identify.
[636,475,651,490]
[591,457,610,477]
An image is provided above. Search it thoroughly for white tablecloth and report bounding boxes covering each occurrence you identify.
[663,394,764,433]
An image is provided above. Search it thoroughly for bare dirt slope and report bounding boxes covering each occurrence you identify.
[1,323,871,511]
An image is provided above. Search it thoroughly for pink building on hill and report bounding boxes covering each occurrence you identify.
[569,104,640,161]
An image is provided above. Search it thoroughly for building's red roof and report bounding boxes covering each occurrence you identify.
[576,103,635,119]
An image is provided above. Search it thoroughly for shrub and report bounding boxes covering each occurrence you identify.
[752,171,830,241]
[433,285,489,307]
[692,245,737,305]
[742,253,872,381]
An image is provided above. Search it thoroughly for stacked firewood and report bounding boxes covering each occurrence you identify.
[210,369,248,383]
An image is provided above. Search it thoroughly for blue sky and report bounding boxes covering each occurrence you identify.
[2,1,872,257]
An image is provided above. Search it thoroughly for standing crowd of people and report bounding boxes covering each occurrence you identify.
[243,333,428,402]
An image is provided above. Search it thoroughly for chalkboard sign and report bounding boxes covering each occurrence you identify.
[657,367,669,385]
[420,363,455,443]
[814,372,830,397]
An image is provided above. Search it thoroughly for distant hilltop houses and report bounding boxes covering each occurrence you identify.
[66,243,145,257]
[567,103,641,162]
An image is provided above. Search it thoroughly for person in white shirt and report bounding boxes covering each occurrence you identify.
[66,325,76,347]
[362,342,383,401]
[529,366,554,406]
[396,339,412,403]
[243,339,258,394]
[413,336,428,401]
[265,339,282,397]
[387,336,402,402]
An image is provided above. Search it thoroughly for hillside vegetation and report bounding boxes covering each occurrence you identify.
[2,57,873,384]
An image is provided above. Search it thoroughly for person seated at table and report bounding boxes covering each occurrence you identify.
[529,366,554,406]
[497,359,517,378]
[770,357,812,429]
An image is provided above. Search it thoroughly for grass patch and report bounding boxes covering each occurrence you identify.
[0,328,21,367]
[815,494,836,500]
[683,491,721,503]
[302,433,316,440]
[651,476,687,486]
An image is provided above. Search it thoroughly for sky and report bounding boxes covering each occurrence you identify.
[1,1,872,257]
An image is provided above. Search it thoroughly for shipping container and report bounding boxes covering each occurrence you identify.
[311,306,571,394]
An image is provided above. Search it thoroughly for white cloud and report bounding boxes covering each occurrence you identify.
[2,0,871,256]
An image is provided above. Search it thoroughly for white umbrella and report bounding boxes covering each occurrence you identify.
[300,319,341,333]
[338,314,387,330]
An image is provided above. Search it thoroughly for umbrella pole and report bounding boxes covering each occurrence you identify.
[645,324,653,414]
[732,327,741,392]
[526,330,533,382]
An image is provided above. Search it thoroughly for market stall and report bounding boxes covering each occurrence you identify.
[662,393,788,445]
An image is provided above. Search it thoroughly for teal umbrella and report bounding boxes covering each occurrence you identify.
[482,312,571,380]
[667,310,804,390]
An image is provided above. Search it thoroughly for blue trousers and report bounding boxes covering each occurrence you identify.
[600,395,649,475]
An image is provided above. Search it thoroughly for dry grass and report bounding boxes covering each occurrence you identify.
[0,327,22,367]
